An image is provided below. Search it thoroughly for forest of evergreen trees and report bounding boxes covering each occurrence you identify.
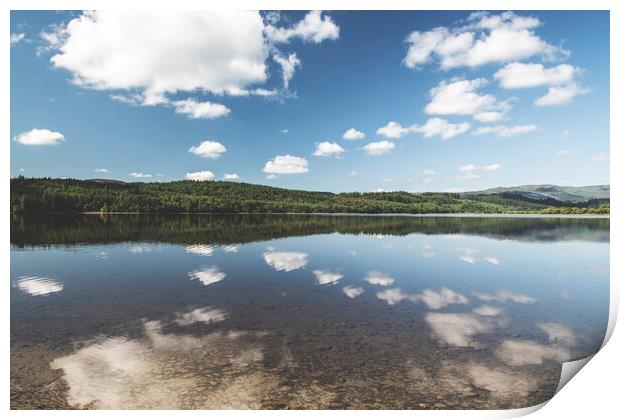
[10,177,610,215]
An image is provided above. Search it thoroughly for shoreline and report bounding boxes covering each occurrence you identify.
[20,212,611,218]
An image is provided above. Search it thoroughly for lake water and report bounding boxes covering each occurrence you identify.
[10,214,610,409]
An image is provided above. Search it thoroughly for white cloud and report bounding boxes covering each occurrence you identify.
[473,111,506,122]
[473,124,538,138]
[188,140,227,159]
[349,170,358,176]
[46,11,269,99]
[313,141,344,157]
[222,173,241,180]
[313,270,344,285]
[185,171,215,181]
[404,12,563,70]
[266,174,278,180]
[188,266,226,287]
[411,118,471,140]
[362,140,395,156]
[342,285,364,299]
[129,172,153,178]
[473,290,536,304]
[589,153,609,163]
[458,164,479,173]
[534,83,589,107]
[484,163,502,172]
[11,33,26,45]
[423,169,437,176]
[172,99,230,119]
[94,168,110,173]
[43,11,338,116]
[13,276,63,296]
[376,121,411,139]
[14,128,65,146]
[263,155,309,174]
[273,53,301,90]
[556,149,569,156]
[263,251,308,272]
[265,11,339,44]
[425,79,511,118]
[279,128,289,134]
[342,128,365,141]
[494,62,579,89]
[364,271,394,286]
[378,119,470,140]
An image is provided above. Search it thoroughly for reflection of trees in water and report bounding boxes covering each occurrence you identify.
[11,214,609,248]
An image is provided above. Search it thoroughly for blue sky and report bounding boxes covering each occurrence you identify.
[10,10,609,193]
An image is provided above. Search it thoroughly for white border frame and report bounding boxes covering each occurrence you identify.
[2,1,617,419]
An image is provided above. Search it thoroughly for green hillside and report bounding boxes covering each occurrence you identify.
[10,177,610,215]
[469,184,610,203]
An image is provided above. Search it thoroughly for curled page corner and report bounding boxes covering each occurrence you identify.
[554,355,595,395]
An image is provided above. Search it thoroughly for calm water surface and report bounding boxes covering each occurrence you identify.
[10,215,610,409]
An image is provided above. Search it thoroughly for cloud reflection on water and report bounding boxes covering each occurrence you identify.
[263,251,308,272]
[313,270,343,285]
[188,266,226,286]
[14,276,63,296]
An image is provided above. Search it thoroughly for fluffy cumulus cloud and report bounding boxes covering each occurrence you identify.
[494,62,579,89]
[222,173,241,180]
[185,171,215,181]
[14,128,65,146]
[411,118,471,140]
[263,155,309,174]
[376,121,411,139]
[494,62,588,106]
[188,140,227,159]
[534,83,589,107]
[313,141,344,157]
[46,11,268,98]
[484,163,502,172]
[11,33,26,46]
[43,11,339,114]
[378,119,471,140]
[172,99,230,119]
[273,53,301,90]
[342,128,365,141]
[94,168,110,173]
[129,172,153,178]
[265,11,339,43]
[362,140,395,156]
[425,79,511,120]
[473,124,538,138]
[404,11,564,70]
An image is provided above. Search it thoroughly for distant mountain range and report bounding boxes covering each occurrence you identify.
[467,184,610,203]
